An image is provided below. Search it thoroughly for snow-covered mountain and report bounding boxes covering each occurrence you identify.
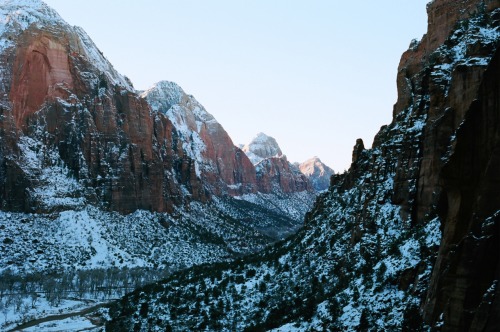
[242,133,314,193]
[105,0,500,330]
[0,0,315,279]
[298,156,335,192]
[141,81,259,196]
[242,132,283,165]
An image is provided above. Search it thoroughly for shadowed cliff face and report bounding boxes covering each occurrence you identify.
[392,0,500,224]
[423,48,500,332]
[356,0,500,328]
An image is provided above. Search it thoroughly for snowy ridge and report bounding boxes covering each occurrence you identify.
[237,191,314,223]
[142,81,217,125]
[219,190,316,239]
[0,191,314,275]
[141,81,187,112]
[0,202,265,274]
[0,0,63,34]
[298,157,335,192]
[0,0,63,59]
[74,27,134,91]
[0,0,133,92]
[105,88,442,329]
[299,157,332,177]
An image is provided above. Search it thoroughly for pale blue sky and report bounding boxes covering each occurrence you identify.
[43,0,429,171]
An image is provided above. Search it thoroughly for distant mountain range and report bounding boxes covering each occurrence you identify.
[0,0,328,279]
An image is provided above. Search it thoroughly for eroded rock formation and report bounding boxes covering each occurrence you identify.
[0,2,208,214]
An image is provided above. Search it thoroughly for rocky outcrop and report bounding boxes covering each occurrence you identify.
[372,0,500,328]
[370,0,500,328]
[0,1,315,218]
[298,157,334,192]
[423,45,500,332]
[0,1,320,286]
[392,0,500,224]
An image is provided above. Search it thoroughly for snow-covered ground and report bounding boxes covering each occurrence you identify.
[22,316,100,332]
[1,293,107,331]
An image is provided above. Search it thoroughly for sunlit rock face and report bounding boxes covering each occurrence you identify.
[242,132,283,165]
[0,1,318,273]
[298,156,334,192]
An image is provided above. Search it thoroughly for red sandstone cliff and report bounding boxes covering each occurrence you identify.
[0,1,313,216]
[0,1,206,213]
[104,1,500,330]
[255,156,312,194]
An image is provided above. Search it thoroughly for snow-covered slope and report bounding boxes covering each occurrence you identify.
[142,81,211,177]
[0,0,62,33]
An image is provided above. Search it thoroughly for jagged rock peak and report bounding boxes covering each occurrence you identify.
[299,157,334,192]
[0,0,133,93]
[242,132,283,165]
[104,1,500,330]
[141,80,257,195]
[352,138,365,164]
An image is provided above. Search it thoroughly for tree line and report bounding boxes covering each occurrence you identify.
[0,266,170,326]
